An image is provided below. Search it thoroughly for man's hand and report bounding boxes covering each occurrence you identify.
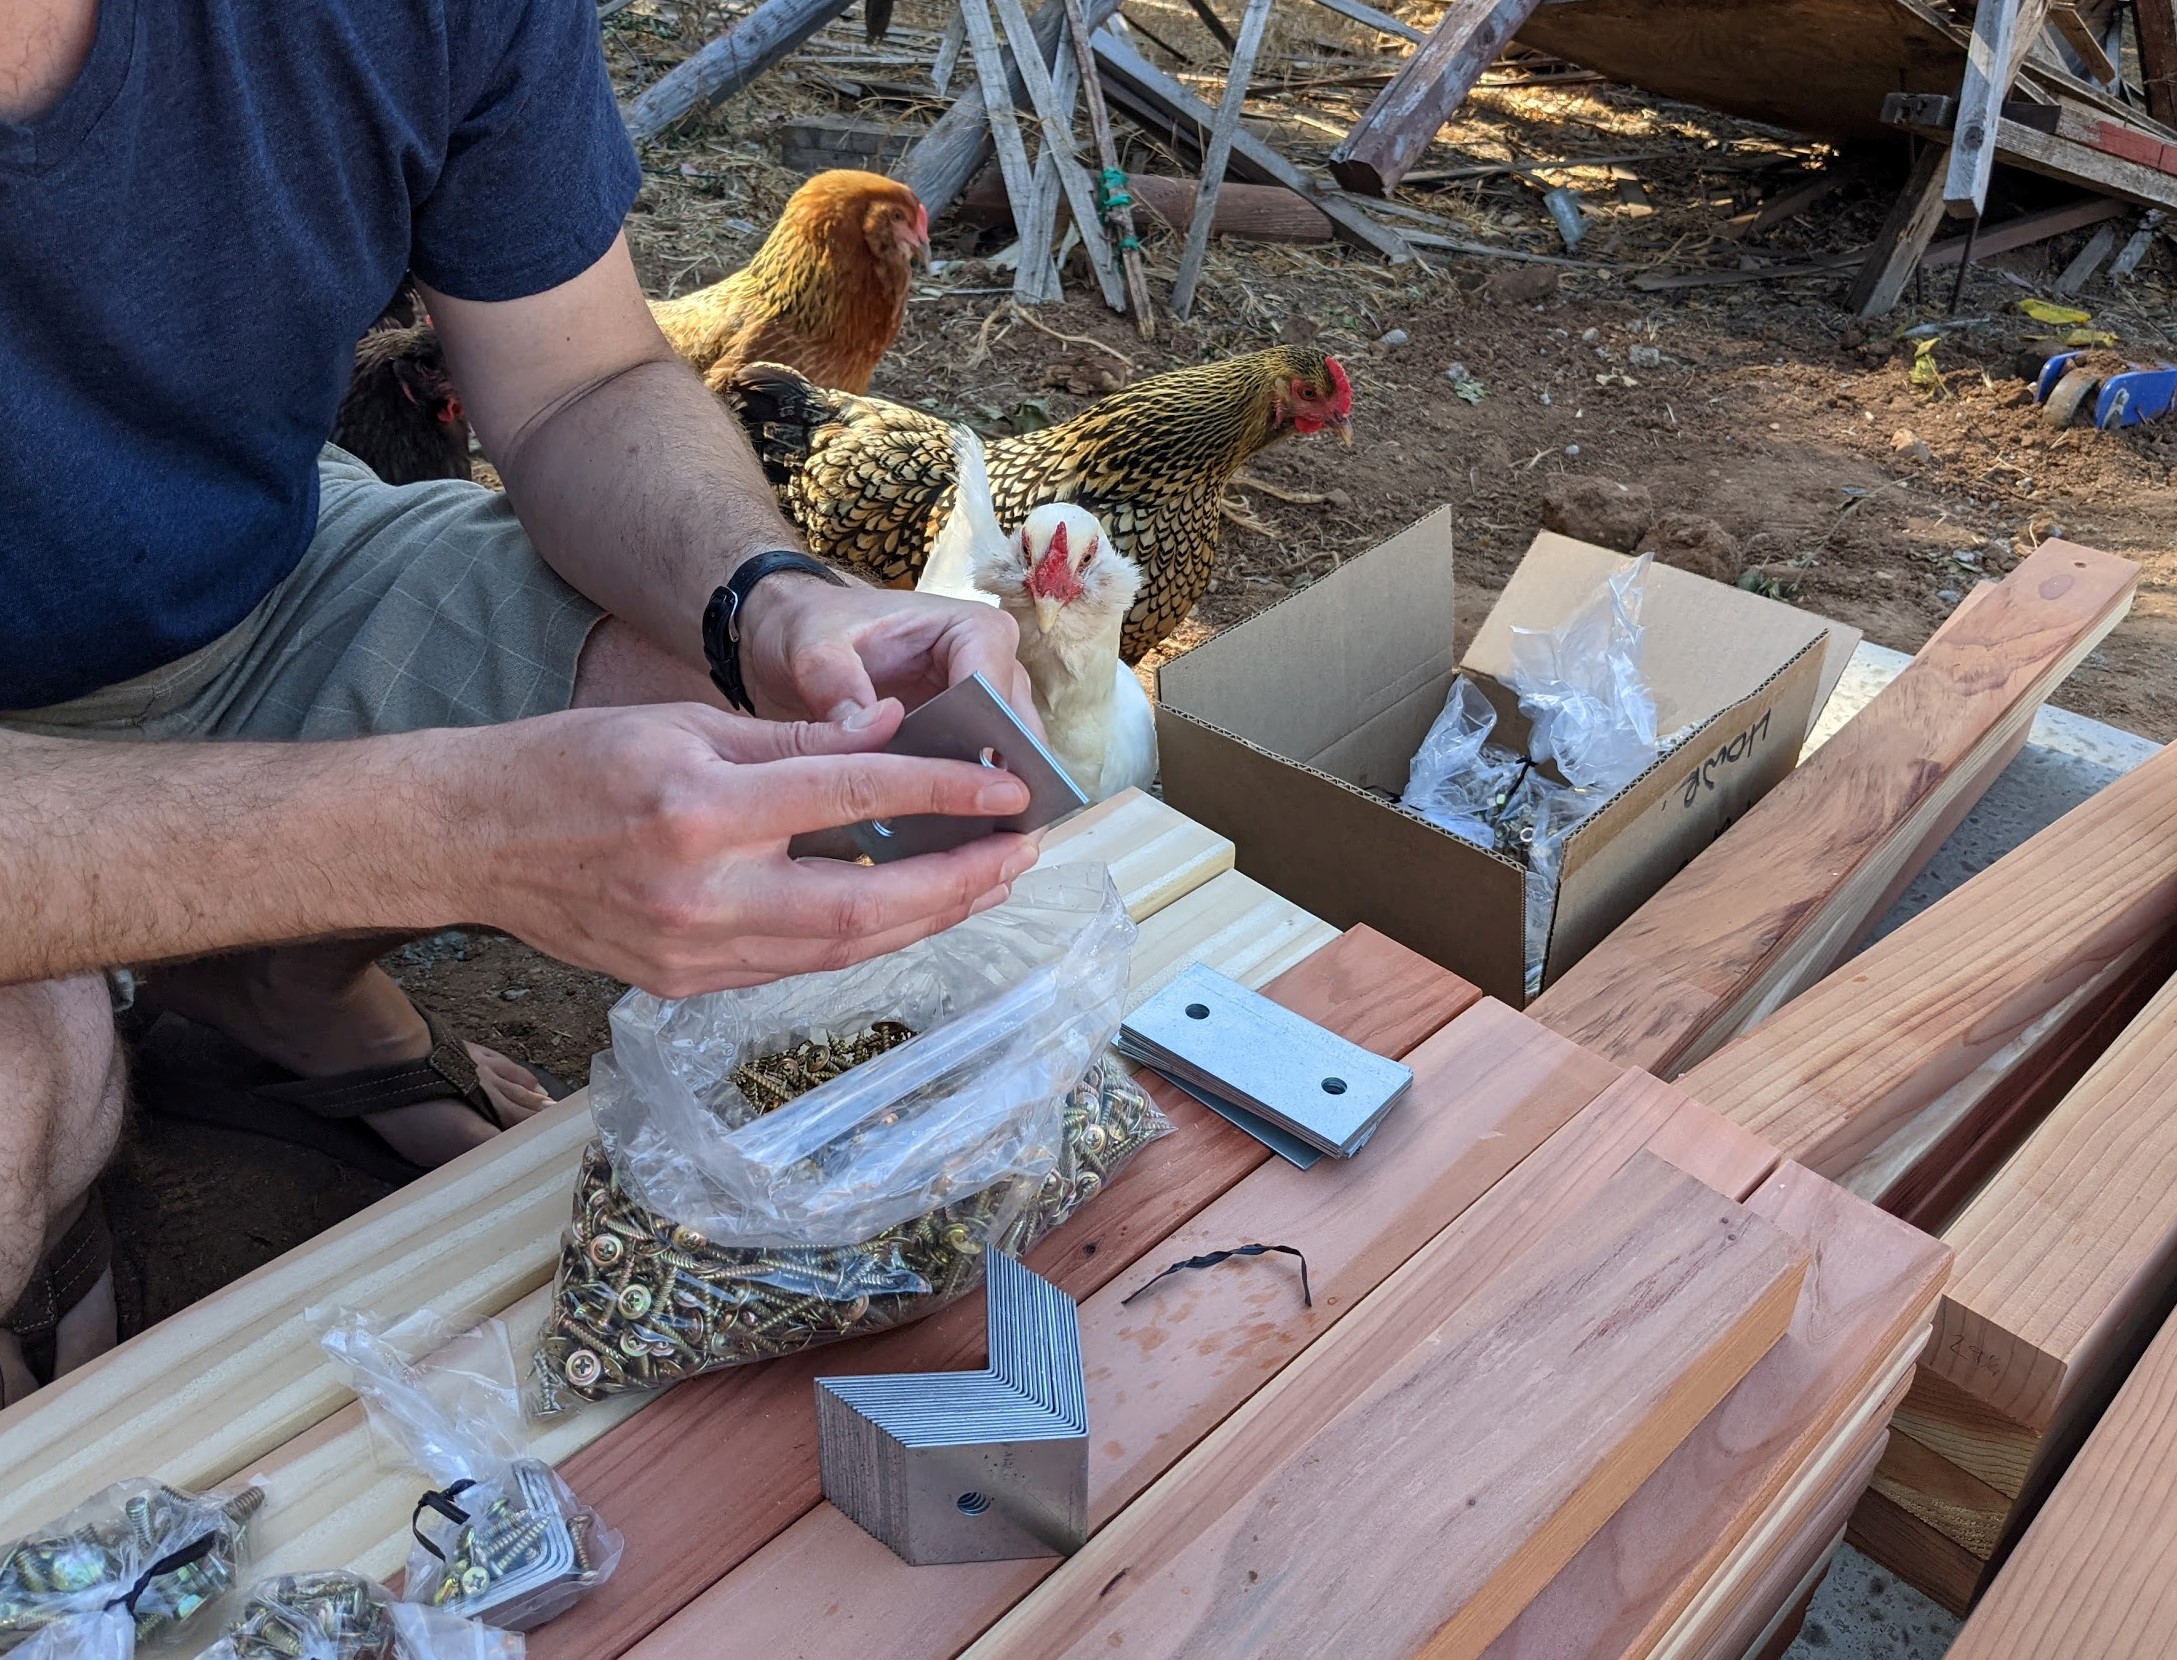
[460,702,1040,997]
[737,576,1039,727]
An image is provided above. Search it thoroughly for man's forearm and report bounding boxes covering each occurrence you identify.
[0,729,485,984]
[491,350,811,673]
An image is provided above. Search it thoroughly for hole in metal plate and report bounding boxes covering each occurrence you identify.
[979,745,1005,770]
[1185,1004,1210,1020]
[1322,1078,1348,1095]
[869,819,895,839]
[956,1491,990,1515]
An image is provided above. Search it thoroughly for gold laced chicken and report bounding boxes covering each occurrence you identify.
[727,345,1354,661]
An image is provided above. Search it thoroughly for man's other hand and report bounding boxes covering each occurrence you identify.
[465,702,1038,997]
[737,578,1043,733]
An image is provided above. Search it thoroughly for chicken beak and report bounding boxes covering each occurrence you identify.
[1334,415,1354,447]
[1033,595,1065,634]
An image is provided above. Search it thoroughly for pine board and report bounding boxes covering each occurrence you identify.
[1482,1163,1947,1660]
[1928,971,2177,1434]
[516,927,1475,1660]
[1679,731,2177,1183]
[1682,1447,1879,1660]
[1945,1302,2177,1656]
[964,1153,1808,1660]
[0,792,1232,1538]
[1533,541,2138,1079]
[622,1000,1626,1660]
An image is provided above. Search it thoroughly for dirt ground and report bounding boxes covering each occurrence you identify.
[104,1,2177,1338]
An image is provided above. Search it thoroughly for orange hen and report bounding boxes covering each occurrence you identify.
[649,170,929,396]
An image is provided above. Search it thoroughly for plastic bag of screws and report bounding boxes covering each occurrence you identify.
[0,1478,264,1654]
[533,865,1158,1406]
[196,1572,521,1660]
[5,1610,134,1660]
[313,1311,621,1631]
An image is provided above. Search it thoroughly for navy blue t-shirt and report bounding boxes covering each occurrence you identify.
[0,1,642,709]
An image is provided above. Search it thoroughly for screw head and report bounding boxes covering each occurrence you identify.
[564,1350,603,1388]
[588,1234,624,1267]
[459,1566,490,1597]
[670,1224,706,1250]
[616,1283,653,1319]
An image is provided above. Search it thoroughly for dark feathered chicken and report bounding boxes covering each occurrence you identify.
[332,323,473,486]
[729,345,1353,660]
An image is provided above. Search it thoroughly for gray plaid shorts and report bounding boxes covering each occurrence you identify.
[0,447,603,742]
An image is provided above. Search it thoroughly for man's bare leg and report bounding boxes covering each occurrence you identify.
[134,620,713,1168]
[0,976,125,1404]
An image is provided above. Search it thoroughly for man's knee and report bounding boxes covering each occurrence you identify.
[0,977,124,1223]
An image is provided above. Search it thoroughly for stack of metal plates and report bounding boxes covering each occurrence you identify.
[815,1252,1088,1566]
[1116,964,1415,1164]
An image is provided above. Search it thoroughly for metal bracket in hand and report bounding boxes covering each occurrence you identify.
[788,672,1087,863]
[815,1252,1089,1565]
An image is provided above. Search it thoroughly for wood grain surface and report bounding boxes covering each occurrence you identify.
[622,1001,1624,1660]
[1533,541,2137,1078]
[1678,732,2177,1182]
[1928,971,2177,1433]
[1483,1163,1947,1660]
[517,928,1476,1660]
[1946,1302,2177,1656]
[965,1154,1806,1660]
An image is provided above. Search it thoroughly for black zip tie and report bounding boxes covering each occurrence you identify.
[1122,1244,1311,1309]
[410,1479,478,1561]
[107,1530,220,1614]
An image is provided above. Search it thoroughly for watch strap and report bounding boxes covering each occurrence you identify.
[702,550,847,715]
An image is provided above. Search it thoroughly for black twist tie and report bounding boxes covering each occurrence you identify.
[1122,1244,1311,1309]
[410,1480,478,1561]
[107,1530,221,1614]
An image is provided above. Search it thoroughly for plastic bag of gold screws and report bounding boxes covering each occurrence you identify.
[534,865,1151,1408]
[312,1311,621,1631]
[0,1479,264,1654]
[196,1572,521,1660]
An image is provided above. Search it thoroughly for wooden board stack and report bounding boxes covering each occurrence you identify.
[0,793,1946,1660]
[1852,970,2177,1611]
[1944,1292,2177,1657]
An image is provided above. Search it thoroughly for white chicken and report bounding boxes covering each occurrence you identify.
[915,428,1158,802]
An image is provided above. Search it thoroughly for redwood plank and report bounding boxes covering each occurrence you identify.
[1483,1163,1948,1660]
[1947,1302,2177,1656]
[1679,728,2177,1185]
[1533,541,2138,1078]
[525,927,1475,1660]
[964,1155,1807,1660]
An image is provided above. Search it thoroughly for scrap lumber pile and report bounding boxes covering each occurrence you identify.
[0,790,1948,1660]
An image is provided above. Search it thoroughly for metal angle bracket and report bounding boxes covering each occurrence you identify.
[815,1252,1089,1566]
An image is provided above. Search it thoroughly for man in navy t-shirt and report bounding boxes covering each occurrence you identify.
[0,0,1041,1398]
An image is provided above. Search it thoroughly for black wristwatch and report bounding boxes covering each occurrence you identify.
[702,551,847,715]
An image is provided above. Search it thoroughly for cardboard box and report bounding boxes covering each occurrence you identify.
[1154,510,1860,1004]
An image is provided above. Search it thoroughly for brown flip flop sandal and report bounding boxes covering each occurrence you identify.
[130,1008,568,1187]
[5,1189,113,1386]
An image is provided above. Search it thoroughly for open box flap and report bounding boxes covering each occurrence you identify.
[1155,507,1455,777]
[1460,531,1858,739]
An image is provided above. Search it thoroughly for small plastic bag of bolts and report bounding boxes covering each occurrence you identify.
[534,862,1159,1407]
[1404,556,1682,992]
[0,1478,264,1654]
[196,1572,521,1660]
[313,1311,620,1630]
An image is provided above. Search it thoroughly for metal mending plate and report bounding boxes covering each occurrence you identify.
[788,672,1088,863]
[816,1252,1088,1565]
[1120,964,1413,1158]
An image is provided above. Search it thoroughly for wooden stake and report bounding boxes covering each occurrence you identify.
[1945,0,2025,217]
[620,0,859,143]
[1327,0,1545,197]
[990,0,1128,311]
[1172,0,1280,319]
[2137,0,2177,126]
[1061,0,1157,334]
[956,0,1059,303]
[932,8,966,92]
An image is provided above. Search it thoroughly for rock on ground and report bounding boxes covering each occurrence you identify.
[1540,475,1655,551]
[1638,508,1743,582]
